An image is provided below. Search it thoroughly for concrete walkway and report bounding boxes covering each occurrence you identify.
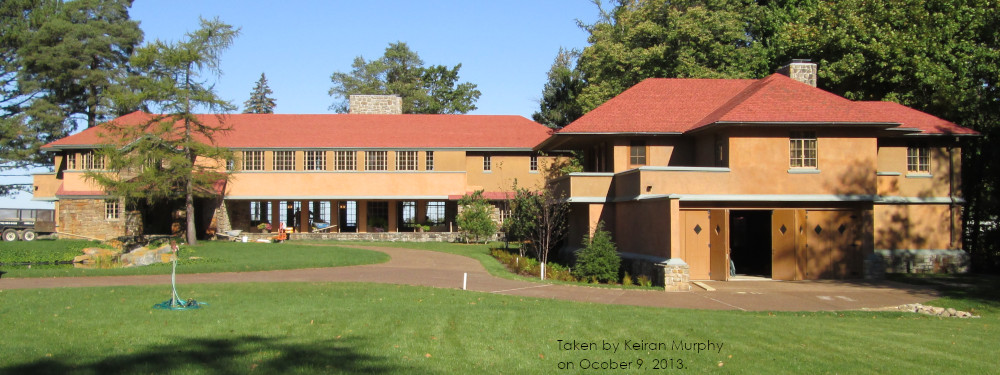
[0,245,940,311]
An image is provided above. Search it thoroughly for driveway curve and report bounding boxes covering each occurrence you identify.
[0,245,940,311]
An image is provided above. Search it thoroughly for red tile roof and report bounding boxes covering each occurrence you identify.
[558,73,975,135]
[855,101,977,135]
[43,112,554,150]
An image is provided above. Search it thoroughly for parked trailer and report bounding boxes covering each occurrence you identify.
[0,208,56,241]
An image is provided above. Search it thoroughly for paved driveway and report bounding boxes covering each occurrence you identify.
[0,245,940,311]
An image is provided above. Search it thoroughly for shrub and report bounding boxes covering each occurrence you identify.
[457,191,498,243]
[622,272,634,286]
[637,275,652,287]
[572,222,621,283]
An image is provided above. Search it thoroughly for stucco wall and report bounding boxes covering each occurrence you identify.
[874,203,960,250]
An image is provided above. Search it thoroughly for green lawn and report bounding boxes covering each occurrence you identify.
[0,240,388,278]
[0,282,995,374]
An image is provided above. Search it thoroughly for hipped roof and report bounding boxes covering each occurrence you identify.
[43,112,554,150]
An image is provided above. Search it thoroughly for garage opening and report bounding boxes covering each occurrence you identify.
[729,210,772,278]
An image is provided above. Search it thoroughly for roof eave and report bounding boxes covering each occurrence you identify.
[687,121,902,134]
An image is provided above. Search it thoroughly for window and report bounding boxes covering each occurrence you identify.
[82,152,105,170]
[367,201,388,230]
[483,155,492,171]
[335,151,356,171]
[396,151,418,171]
[426,201,446,225]
[366,151,387,171]
[273,151,295,171]
[426,151,434,171]
[250,201,270,227]
[629,141,647,166]
[242,151,264,171]
[105,200,120,220]
[305,151,326,171]
[789,131,817,168]
[401,201,416,226]
[530,154,538,171]
[226,158,235,171]
[66,153,77,170]
[344,201,357,227]
[907,145,930,173]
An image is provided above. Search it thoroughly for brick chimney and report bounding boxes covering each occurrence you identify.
[348,95,403,114]
[777,59,817,87]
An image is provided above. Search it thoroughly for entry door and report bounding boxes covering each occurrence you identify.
[683,210,711,280]
[771,210,798,280]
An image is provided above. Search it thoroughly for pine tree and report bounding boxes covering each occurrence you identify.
[243,72,276,114]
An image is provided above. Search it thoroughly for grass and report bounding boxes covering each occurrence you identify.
[0,281,995,374]
[0,240,388,278]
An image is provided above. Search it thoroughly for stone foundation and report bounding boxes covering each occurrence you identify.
[227,231,466,243]
[875,249,970,274]
[58,198,132,240]
[662,258,691,292]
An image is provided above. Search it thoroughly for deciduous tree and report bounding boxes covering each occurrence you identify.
[457,190,497,244]
[329,42,481,114]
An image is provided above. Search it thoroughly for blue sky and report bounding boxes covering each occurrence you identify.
[2,0,601,209]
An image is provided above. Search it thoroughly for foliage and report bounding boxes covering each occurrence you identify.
[572,222,621,283]
[242,72,276,114]
[0,239,96,264]
[636,274,652,287]
[490,248,575,281]
[328,41,481,114]
[532,47,585,128]
[622,272,634,286]
[502,181,539,256]
[456,190,497,243]
[89,17,239,245]
[527,185,570,279]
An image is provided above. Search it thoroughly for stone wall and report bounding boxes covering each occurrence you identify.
[229,231,466,243]
[662,259,691,292]
[58,198,130,240]
[874,249,970,274]
[348,95,402,114]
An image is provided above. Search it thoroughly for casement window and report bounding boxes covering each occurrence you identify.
[425,151,434,171]
[344,201,357,227]
[66,153,77,170]
[907,145,930,173]
[483,155,492,171]
[530,154,538,171]
[401,201,416,225]
[305,150,326,171]
[629,140,647,166]
[273,150,295,171]
[789,131,818,168]
[250,201,269,222]
[365,151,387,171]
[426,201,446,225]
[335,151,356,171]
[396,151,418,171]
[226,159,235,171]
[105,199,120,220]
[82,152,105,170]
[242,151,264,171]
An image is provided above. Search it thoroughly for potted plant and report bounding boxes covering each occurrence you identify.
[257,223,272,233]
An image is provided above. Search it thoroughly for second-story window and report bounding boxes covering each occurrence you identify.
[305,150,326,171]
[273,151,294,171]
[483,155,492,171]
[907,145,930,173]
[530,154,538,171]
[425,151,434,171]
[789,131,817,168]
[396,151,417,171]
[366,151,387,171]
[242,150,264,171]
[66,153,77,170]
[335,151,356,171]
[82,151,104,170]
[629,140,647,166]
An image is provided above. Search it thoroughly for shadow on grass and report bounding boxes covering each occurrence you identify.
[886,273,1000,307]
[1,335,434,375]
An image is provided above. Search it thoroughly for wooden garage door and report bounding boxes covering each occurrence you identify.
[805,210,863,279]
[771,210,798,281]
[682,210,711,280]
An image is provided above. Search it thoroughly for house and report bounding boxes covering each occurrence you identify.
[32,95,556,241]
[535,61,976,289]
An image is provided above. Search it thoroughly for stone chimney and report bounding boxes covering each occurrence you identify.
[348,95,403,114]
[777,59,817,87]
